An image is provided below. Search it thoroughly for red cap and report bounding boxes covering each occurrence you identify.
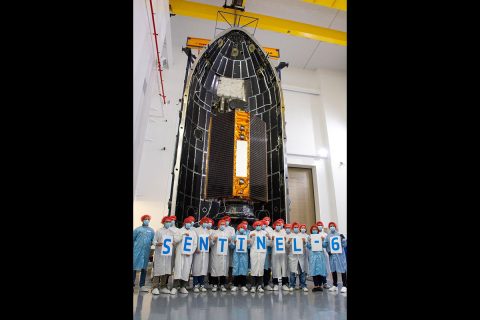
[237,223,246,231]
[274,219,284,225]
[223,216,231,221]
[184,216,195,224]
[170,216,177,221]
[316,221,324,227]
[292,222,300,228]
[161,216,169,224]
[141,215,151,221]
[262,220,269,225]
[284,223,292,229]
[300,224,307,229]
[328,221,337,229]
[218,219,227,227]
[310,225,319,233]
[253,220,262,227]
[262,216,271,222]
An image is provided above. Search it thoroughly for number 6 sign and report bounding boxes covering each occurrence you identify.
[330,236,342,254]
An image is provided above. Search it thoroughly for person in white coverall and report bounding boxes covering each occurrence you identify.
[192,217,211,292]
[151,216,178,295]
[171,216,197,295]
[249,220,271,293]
[287,222,309,292]
[223,215,236,287]
[209,219,230,292]
[270,219,289,291]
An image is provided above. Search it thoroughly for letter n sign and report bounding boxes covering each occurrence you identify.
[256,236,266,253]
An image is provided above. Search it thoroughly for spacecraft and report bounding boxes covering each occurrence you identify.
[168,27,289,227]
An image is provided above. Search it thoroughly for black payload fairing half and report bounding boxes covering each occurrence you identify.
[168,27,289,227]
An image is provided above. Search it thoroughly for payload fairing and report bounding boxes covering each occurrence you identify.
[168,27,289,226]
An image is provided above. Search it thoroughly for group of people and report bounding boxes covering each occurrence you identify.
[133,214,347,296]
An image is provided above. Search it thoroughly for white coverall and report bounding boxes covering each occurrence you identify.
[173,227,197,281]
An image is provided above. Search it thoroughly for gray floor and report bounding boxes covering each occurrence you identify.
[133,277,347,320]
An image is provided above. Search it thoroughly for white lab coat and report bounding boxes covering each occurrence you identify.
[209,229,230,277]
[173,227,197,281]
[152,227,178,276]
[286,233,308,274]
[192,226,211,276]
[225,225,236,267]
[249,230,270,276]
[270,229,288,278]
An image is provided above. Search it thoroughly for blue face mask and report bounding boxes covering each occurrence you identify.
[261,225,266,230]
[185,223,192,229]
[143,220,150,226]
[285,228,291,234]
[207,223,212,229]
[202,223,208,229]
[164,222,170,228]
[312,230,318,234]
[293,228,299,233]
[275,225,282,231]
[239,228,245,234]
[220,225,225,231]
[301,229,306,233]
[256,226,261,231]
[225,221,230,226]
[330,227,336,233]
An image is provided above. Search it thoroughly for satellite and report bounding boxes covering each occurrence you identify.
[168,27,289,227]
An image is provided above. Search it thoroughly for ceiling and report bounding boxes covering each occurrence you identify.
[169,0,346,71]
